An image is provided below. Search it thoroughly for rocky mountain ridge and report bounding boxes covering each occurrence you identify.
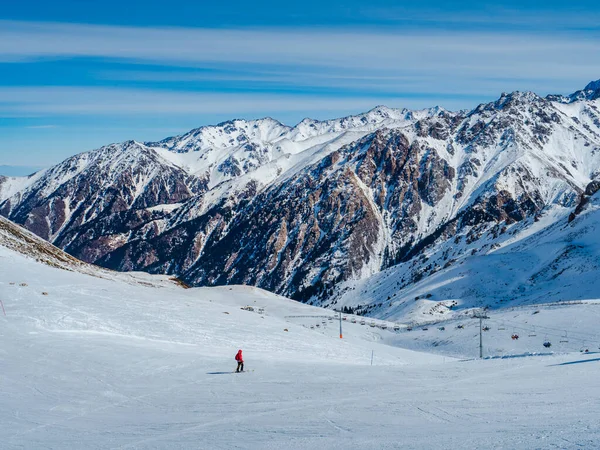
[1,80,600,305]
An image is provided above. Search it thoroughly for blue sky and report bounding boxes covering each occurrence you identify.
[1,1,600,174]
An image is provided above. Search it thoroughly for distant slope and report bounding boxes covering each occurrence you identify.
[335,183,600,323]
[0,214,89,271]
[0,215,183,288]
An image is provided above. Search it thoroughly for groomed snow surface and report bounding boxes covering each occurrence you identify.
[2,246,600,449]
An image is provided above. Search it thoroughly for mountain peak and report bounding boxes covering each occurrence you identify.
[367,105,395,115]
[473,90,542,115]
[584,79,600,92]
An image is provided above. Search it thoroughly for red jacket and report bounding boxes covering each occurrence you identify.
[235,350,244,362]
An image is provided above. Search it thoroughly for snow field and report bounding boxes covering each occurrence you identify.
[4,326,600,449]
[2,244,600,448]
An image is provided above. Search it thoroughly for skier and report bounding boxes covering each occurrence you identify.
[235,349,244,373]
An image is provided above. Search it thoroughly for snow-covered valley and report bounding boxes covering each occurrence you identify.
[2,217,600,448]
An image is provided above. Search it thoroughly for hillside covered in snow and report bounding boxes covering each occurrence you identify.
[1,80,600,312]
[333,180,600,319]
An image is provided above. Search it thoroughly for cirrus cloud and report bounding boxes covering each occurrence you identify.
[1,20,599,88]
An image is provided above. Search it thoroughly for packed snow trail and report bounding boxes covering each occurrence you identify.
[3,330,600,449]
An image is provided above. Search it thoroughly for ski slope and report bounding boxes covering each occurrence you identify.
[2,235,600,448]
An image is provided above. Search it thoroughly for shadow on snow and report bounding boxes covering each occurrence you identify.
[550,357,600,367]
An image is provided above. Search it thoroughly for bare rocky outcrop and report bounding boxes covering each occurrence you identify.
[569,179,600,222]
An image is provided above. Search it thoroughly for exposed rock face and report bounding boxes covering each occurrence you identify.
[569,179,600,222]
[2,81,600,304]
[585,180,600,196]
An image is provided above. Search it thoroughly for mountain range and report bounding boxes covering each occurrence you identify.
[2,80,600,311]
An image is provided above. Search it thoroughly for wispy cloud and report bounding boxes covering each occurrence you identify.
[1,20,599,86]
[359,6,600,31]
[96,68,589,99]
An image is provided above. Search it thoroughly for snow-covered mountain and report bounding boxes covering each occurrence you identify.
[2,80,600,307]
[333,180,600,320]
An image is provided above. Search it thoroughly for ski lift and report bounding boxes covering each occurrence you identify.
[560,331,569,343]
[542,335,551,347]
[528,327,537,337]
